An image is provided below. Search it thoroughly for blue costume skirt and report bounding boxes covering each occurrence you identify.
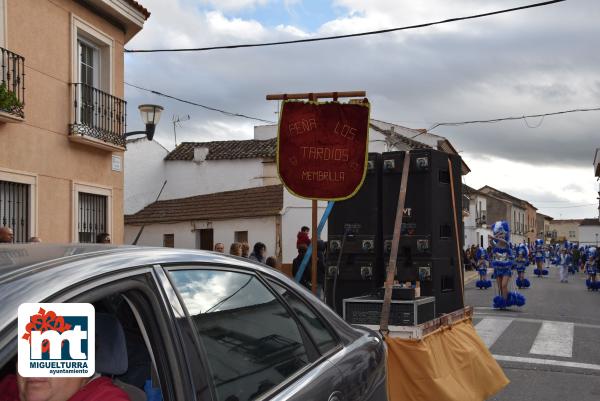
[494,267,512,277]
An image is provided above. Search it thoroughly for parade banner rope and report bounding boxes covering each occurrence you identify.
[385,318,510,401]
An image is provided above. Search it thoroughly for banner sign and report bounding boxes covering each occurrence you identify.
[277,100,370,200]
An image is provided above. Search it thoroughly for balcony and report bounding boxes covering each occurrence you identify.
[69,83,127,151]
[0,47,25,122]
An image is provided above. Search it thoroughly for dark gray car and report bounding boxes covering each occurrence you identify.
[0,244,387,401]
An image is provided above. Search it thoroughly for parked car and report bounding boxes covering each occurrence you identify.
[0,244,387,401]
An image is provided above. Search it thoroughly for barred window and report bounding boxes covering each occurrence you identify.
[0,180,29,243]
[78,192,107,243]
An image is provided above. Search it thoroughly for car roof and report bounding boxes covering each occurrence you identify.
[0,244,360,346]
[0,243,263,277]
[0,244,277,333]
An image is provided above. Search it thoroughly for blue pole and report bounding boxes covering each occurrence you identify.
[294,201,335,283]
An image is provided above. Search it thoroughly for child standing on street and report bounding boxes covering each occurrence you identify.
[475,247,492,289]
[515,244,530,289]
[585,247,598,291]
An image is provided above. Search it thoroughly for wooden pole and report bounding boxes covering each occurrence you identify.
[380,151,411,333]
[448,157,465,306]
[266,91,366,101]
[312,199,318,295]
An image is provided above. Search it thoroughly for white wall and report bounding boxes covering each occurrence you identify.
[163,159,264,200]
[124,139,169,214]
[254,124,276,140]
[281,189,328,264]
[464,195,491,248]
[578,224,600,246]
[124,216,277,256]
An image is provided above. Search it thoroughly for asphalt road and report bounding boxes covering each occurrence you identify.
[465,266,600,401]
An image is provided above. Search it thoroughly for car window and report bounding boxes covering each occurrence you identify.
[169,269,311,401]
[268,280,338,355]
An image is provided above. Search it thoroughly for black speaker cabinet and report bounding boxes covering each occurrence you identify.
[411,257,463,315]
[382,149,463,261]
[381,149,464,314]
[326,153,383,313]
[328,152,382,239]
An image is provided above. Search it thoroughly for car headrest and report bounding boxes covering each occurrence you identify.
[95,313,128,375]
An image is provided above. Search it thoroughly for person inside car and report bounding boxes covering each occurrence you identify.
[0,374,131,401]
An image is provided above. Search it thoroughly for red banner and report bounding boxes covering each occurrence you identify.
[277,100,370,200]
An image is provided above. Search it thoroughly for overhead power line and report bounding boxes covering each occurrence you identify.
[125,0,566,53]
[125,82,275,124]
[423,106,600,134]
[537,204,596,209]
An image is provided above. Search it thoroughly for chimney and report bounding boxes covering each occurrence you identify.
[193,147,209,163]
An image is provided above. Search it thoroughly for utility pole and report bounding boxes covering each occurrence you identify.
[172,114,190,147]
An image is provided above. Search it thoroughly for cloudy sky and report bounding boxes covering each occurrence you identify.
[124,0,600,219]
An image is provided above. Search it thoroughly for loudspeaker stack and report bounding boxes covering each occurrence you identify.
[327,149,464,316]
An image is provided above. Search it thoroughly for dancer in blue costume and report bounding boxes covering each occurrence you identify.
[475,247,492,289]
[585,247,598,291]
[565,242,576,276]
[514,244,530,288]
[489,221,525,309]
[533,239,548,277]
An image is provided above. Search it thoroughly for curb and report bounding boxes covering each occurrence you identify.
[464,271,479,285]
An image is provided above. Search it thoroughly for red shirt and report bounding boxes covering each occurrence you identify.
[297,231,311,247]
[0,375,130,401]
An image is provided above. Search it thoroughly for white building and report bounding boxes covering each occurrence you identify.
[463,185,492,249]
[124,120,469,264]
[124,136,318,263]
[578,218,600,246]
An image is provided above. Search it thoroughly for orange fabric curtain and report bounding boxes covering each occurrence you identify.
[385,319,509,401]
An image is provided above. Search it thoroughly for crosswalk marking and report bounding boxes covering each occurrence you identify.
[529,321,574,358]
[474,311,600,330]
[475,318,513,348]
[493,355,600,372]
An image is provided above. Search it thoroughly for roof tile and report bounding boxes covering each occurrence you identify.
[124,0,150,19]
[165,138,276,161]
[125,185,283,224]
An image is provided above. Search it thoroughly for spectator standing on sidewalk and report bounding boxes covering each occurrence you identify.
[0,227,14,243]
[241,242,250,258]
[230,242,242,256]
[292,244,310,289]
[297,226,311,248]
[265,256,278,269]
[96,233,111,244]
[249,242,267,264]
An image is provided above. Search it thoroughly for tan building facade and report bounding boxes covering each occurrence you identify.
[524,202,537,244]
[549,219,582,243]
[0,0,149,243]
[535,212,554,243]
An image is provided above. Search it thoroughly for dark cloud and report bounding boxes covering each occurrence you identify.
[125,0,600,168]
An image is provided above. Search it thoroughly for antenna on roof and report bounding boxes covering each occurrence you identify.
[172,114,191,147]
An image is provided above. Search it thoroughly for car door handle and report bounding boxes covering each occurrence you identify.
[328,391,343,401]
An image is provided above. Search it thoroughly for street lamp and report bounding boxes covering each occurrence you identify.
[124,104,164,140]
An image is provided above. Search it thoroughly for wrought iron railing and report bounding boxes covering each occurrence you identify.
[0,47,25,118]
[70,83,127,148]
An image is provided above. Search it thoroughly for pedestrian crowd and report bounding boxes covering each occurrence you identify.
[213,240,281,269]
[469,226,599,308]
